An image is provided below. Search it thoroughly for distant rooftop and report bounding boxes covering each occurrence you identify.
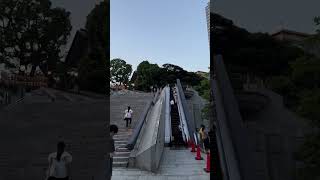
[271,29,312,37]
[270,28,312,42]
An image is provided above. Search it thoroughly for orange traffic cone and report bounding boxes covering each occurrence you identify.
[195,145,203,160]
[190,142,196,152]
[204,151,211,172]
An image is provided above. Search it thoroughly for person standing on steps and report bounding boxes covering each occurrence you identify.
[107,124,118,180]
[200,125,210,153]
[170,99,175,109]
[124,106,133,128]
[46,141,72,180]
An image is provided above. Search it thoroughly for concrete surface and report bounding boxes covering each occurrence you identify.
[0,88,108,180]
[112,147,210,180]
[134,89,166,172]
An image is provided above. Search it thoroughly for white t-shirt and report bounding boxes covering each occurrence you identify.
[48,152,72,178]
[124,109,133,118]
[170,100,174,105]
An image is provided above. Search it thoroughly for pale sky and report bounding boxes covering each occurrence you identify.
[111,0,210,72]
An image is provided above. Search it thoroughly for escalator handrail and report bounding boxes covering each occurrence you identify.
[125,90,159,150]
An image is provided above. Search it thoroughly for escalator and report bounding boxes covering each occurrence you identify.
[170,88,186,147]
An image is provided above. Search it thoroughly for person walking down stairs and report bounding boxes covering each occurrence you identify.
[124,106,133,128]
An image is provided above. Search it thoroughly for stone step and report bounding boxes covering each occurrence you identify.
[117,129,133,133]
[114,151,131,157]
[114,140,128,144]
[116,147,130,152]
[113,156,129,162]
[114,134,130,137]
[113,137,129,141]
[115,132,132,136]
[113,161,128,167]
[115,142,127,147]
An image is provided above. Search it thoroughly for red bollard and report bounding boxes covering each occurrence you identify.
[190,142,196,152]
[195,145,203,160]
[204,151,211,172]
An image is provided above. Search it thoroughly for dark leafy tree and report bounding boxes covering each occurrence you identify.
[110,58,132,85]
[0,0,72,76]
[133,61,204,91]
[212,13,304,80]
[134,61,160,91]
[77,0,108,93]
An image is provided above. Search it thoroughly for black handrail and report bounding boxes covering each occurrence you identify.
[213,54,257,180]
[125,90,159,150]
[176,79,196,144]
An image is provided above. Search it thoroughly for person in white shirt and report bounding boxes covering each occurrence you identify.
[124,106,133,127]
[47,141,72,180]
[170,99,175,106]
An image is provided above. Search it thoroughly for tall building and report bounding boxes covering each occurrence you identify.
[205,1,210,45]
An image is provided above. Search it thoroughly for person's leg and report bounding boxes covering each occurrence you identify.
[126,118,128,127]
[110,157,113,178]
[204,138,209,153]
[129,118,132,125]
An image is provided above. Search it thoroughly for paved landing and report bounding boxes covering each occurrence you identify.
[112,147,210,180]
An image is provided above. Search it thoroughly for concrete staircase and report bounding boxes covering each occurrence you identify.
[110,91,153,168]
[112,129,132,167]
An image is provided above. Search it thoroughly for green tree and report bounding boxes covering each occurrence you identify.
[160,63,203,86]
[77,0,108,93]
[194,78,210,100]
[212,13,304,80]
[134,61,160,91]
[290,56,320,89]
[86,0,108,52]
[0,0,72,76]
[110,58,132,85]
[292,17,320,180]
[78,50,107,93]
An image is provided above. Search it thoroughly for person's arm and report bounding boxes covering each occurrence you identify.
[110,139,115,157]
[66,163,71,179]
[47,154,53,177]
[64,153,72,179]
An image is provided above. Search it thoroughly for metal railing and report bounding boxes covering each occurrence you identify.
[126,89,159,150]
[176,79,196,143]
[212,55,257,180]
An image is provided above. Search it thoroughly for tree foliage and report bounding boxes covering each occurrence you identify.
[0,0,72,76]
[212,13,304,79]
[194,78,210,100]
[134,61,160,91]
[77,0,108,93]
[290,56,320,89]
[132,61,204,91]
[110,58,132,85]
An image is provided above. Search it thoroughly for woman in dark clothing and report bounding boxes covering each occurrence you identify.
[107,124,118,179]
[200,125,210,153]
